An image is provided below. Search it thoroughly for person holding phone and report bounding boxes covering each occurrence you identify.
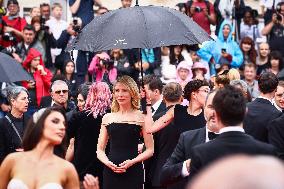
[197,20,243,76]
[22,48,52,116]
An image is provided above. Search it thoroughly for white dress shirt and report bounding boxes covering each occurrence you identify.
[151,98,163,116]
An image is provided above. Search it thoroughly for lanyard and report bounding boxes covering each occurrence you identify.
[5,115,23,143]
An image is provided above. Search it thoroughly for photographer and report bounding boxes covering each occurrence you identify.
[88,51,117,85]
[1,0,27,48]
[55,17,90,85]
[31,16,57,69]
[186,0,216,34]
[262,2,284,58]
[6,24,45,63]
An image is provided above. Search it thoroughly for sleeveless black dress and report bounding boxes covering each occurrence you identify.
[103,123,144,189]
[173,104,206,133]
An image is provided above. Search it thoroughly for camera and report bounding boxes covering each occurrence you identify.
[99,58,114,70]
[72,18,81,33]
[2,32,16,42]
[194,6,203,13]
[275,2,284,22]
[40,16,49,31]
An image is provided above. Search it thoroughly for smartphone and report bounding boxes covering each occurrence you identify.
[221,48,226,53]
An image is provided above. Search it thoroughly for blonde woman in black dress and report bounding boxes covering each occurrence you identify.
[97,75,154,189]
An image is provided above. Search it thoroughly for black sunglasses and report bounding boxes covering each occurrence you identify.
[54,90,68,94]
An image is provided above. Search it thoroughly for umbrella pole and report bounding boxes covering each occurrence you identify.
[139,48,147,114]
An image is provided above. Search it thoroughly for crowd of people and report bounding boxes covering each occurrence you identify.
[0,0,284,188]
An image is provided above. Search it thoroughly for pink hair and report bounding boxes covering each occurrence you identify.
[84,82,112,118]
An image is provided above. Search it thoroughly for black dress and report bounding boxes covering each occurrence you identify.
[67,111,104,185]
[103,123,144,189]
[174,104,206,133]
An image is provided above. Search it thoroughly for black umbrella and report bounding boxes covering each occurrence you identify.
[0,52,33,82]
[67,5,210,52]
[67,2,210,113]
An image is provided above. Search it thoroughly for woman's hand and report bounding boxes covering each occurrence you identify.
[83,174,100,189]
[118,159,135,171]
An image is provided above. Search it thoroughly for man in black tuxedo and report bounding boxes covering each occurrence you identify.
[160,90,219,189]
[147,82,184,189]
[244,72,282,142]
[143,75,166,116]
[189,86,276,179]
[143,75,166,189]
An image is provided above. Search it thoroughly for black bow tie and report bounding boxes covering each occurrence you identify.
[151,107,155,113]
[208,131,219,140]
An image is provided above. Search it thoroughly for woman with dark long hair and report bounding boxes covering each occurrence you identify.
[0,107,80,188]
[240,36,258,65]
[0,106,99,189]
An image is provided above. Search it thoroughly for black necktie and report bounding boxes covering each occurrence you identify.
[151,107,155,113]
[208,131,219,141]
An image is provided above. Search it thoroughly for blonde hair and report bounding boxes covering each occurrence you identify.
[228,68,241,81]
[111,75,140,112]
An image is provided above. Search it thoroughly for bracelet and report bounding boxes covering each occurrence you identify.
[146,104,152,106]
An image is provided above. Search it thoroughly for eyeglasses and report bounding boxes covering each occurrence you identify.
[54,90,68,94]
[197,89,210,94]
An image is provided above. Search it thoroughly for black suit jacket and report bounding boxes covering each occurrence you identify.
[147,105,182,187]
[244,98,282,142]
[190,131,276,178]
[160,127,206,187]
[153,101,166,117]
[268,114,284,159]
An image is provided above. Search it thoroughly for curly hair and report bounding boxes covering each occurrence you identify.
[183,79,209,101]
[84,82,112,118]
[111,75,140,112]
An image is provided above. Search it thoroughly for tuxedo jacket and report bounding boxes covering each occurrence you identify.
[244,98,282,143]
[268,114,284,159]
[147,105,186,187]
[160,127,206,187]
[190,131,276,179]
[153,101,166,117]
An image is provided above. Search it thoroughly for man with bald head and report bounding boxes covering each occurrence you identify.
[189,155,284,189]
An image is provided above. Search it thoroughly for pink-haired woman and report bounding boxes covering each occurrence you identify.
[67,82,112,188]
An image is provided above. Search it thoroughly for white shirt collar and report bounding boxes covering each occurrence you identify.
[258,96,273,104]
[152,98,163,115]
[219,126,245,134]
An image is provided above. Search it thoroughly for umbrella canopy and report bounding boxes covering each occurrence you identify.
[0,52,33,82]
[67,5,210,52]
